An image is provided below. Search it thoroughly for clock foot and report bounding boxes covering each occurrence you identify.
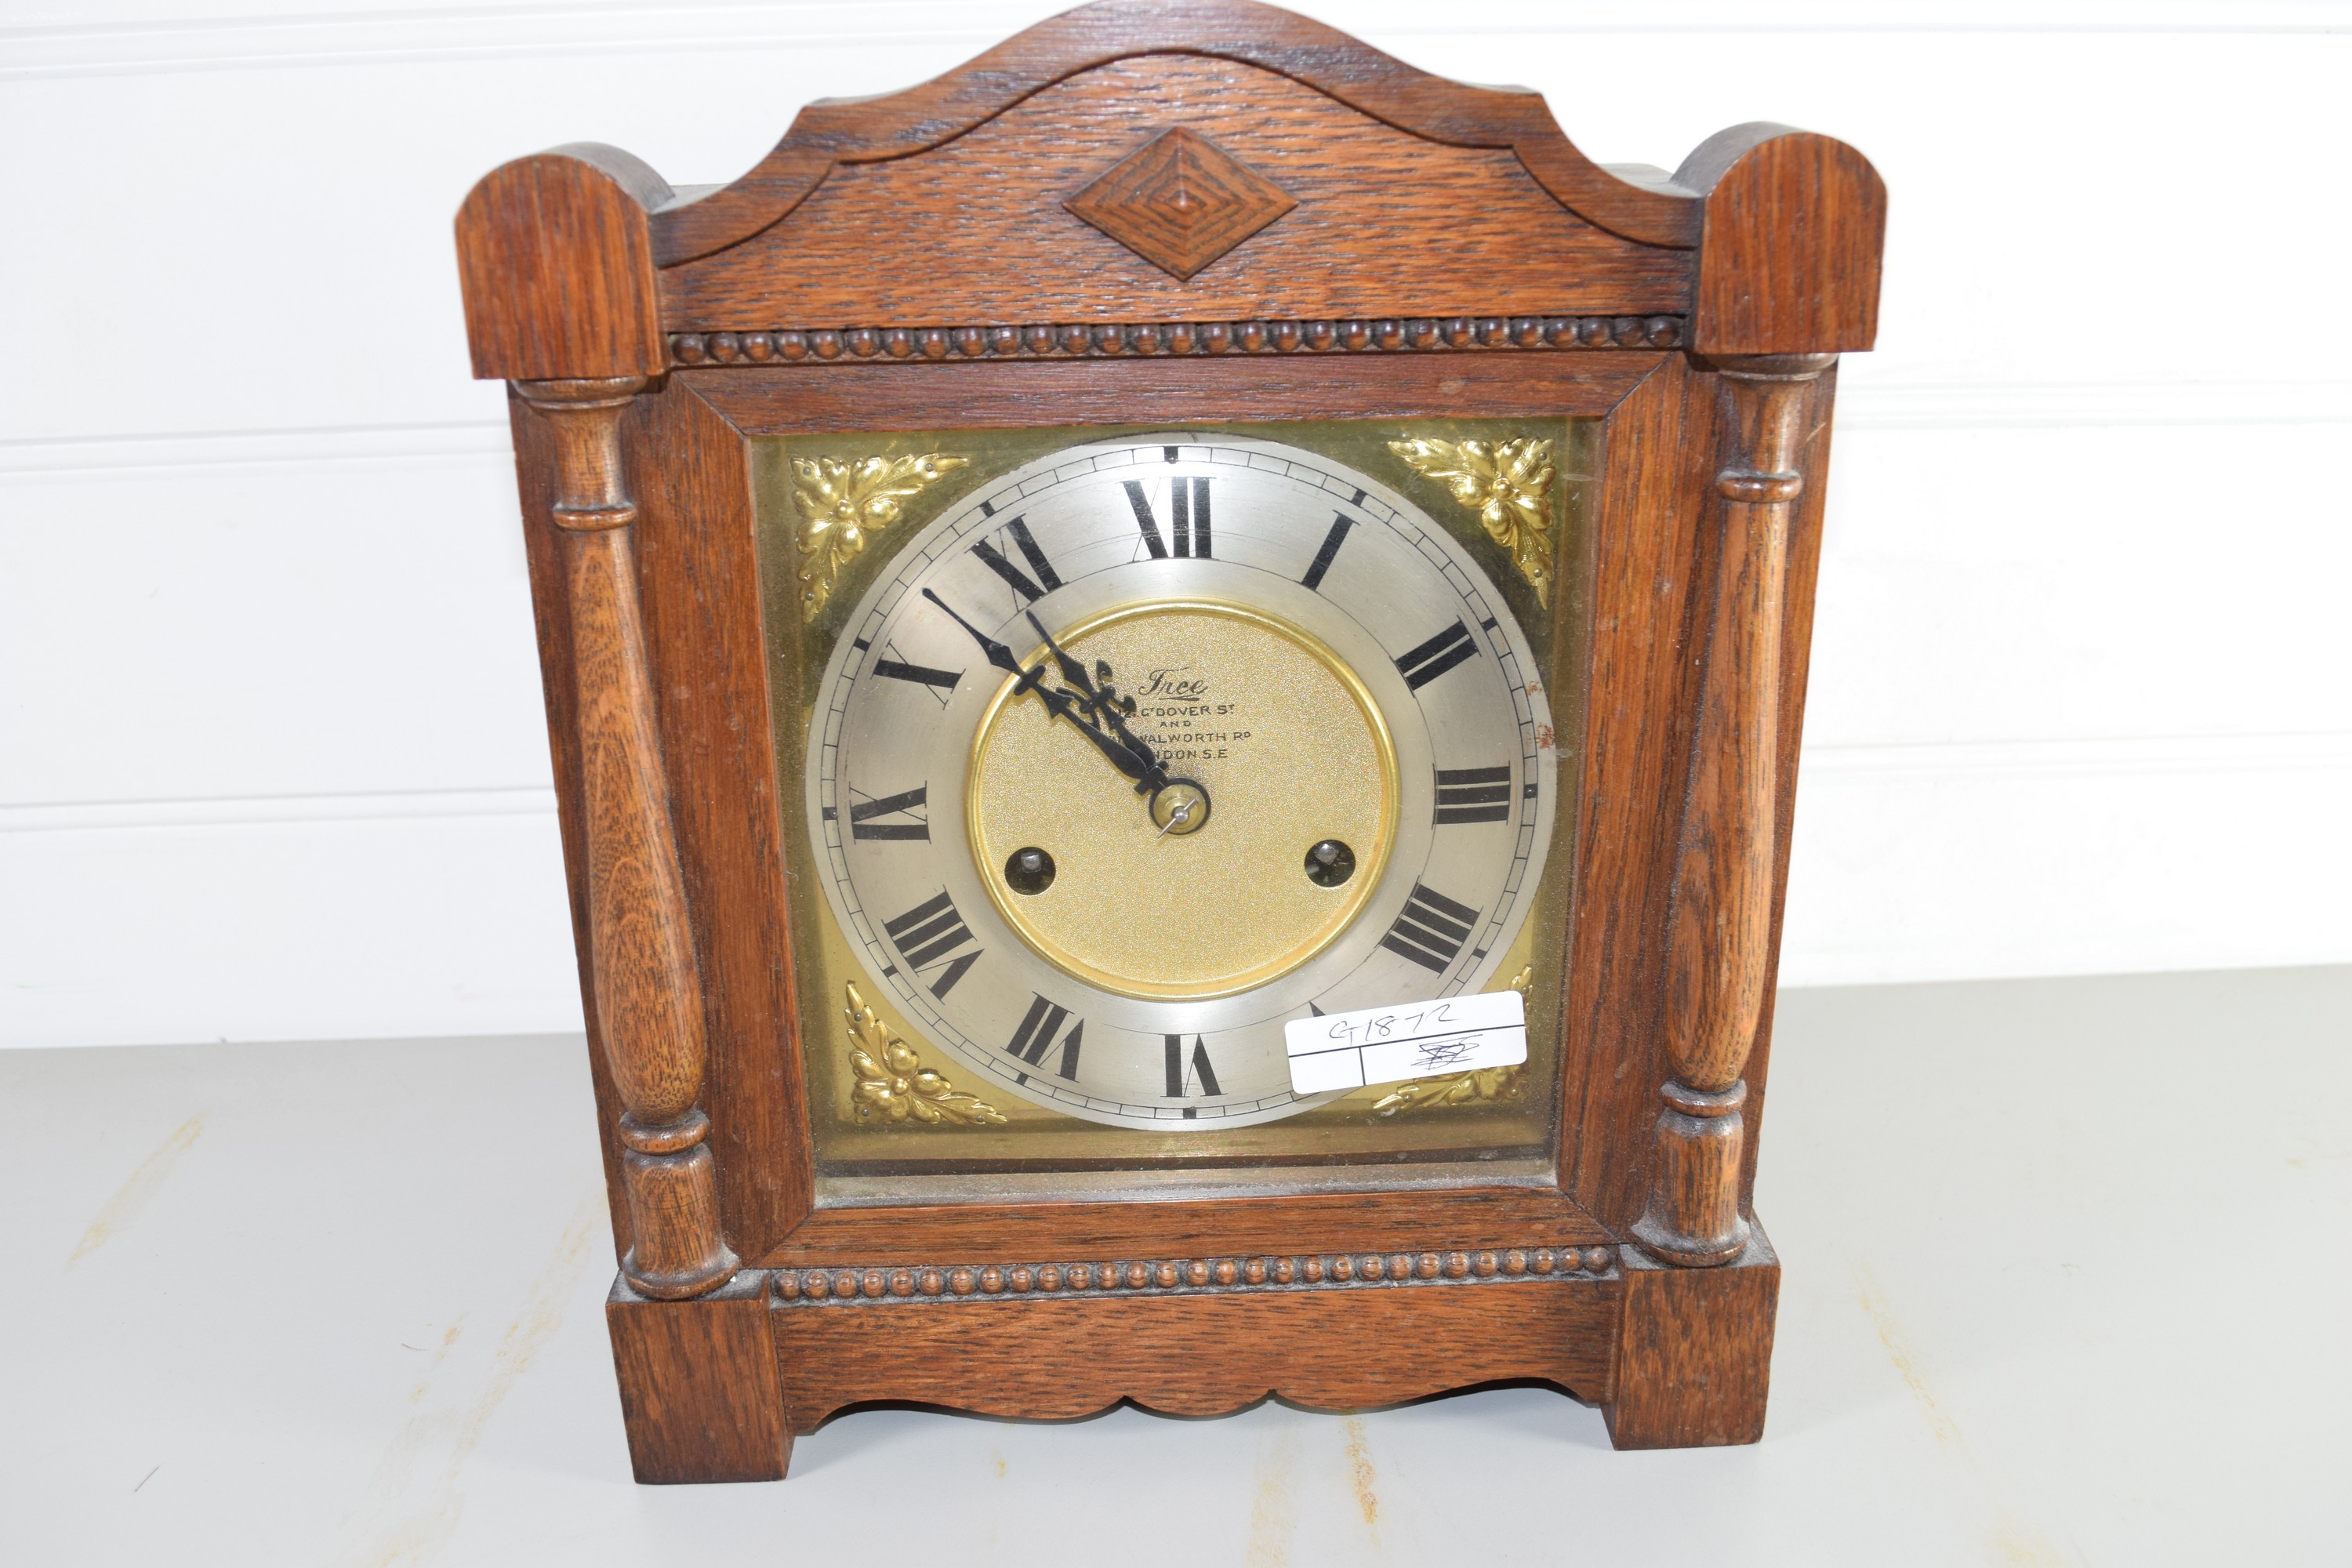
[1601,1222,1779,1449]
[607,1270,792,1483]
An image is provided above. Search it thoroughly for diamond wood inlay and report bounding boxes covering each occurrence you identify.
[1064,128,1299,281]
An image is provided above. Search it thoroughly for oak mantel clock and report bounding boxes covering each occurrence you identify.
[456,0,1883,1482]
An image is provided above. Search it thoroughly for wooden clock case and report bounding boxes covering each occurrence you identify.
[455,0,1883,1483]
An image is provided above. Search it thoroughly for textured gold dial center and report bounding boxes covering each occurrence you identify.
[968,602,1396,1000]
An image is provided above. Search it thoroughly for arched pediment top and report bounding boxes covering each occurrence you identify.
[649,0,1699,267]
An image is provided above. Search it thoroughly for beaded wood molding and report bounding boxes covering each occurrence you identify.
[670,314,1684,367]
[771,1243,1619,1304]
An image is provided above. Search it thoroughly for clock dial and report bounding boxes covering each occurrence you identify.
[808,434,1555,1130]
[967,601,1397,1000]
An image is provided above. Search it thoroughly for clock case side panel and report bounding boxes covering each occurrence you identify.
[1562,122,1877,1240]
[1733,365,1838,1227]
[622,383,816,1258]
[510,377,819,1267]
[507,397,633,1259]
[1557,352,1722,1232]
[1556,352,1835,1236]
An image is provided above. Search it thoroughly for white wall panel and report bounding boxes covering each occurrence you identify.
[0,805,581,1047]
[3,2,2348,1046]
[0,437,546,803]
[1806,419,2352,748]
[1783,732,2352,985]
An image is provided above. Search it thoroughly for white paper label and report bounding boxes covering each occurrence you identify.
[1283,989,1528,1094]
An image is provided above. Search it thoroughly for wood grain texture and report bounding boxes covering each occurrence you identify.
[1559,356,1722,1236]
[457,146,672,380]
[1736,365,1842,1211]
[623,383,815,1261]
[1668,365,1812,1096]
[608,1272,790,1483]
[661,53,1690,331]
[560,521,706,1123]
[649,0,1695,268]
[770,1271,1619,1429]
[508,396,634,1260]
[1678,125,1886,355]
[1602,1230,1779,1448]
[684,350,1664,437]
[518,378,736,1299]
[1635,353,1832,1267]
[760,1185,1613,1268]
[1063,125,1300,279]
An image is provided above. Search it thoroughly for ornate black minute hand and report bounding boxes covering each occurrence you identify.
[921,589,1036,689]
[924,590,1162,789]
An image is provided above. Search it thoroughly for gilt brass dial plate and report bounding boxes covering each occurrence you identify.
[802,432,1557,1131]
[968,601,1398,1001]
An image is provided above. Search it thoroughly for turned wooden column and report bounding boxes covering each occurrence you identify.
[517,376,739,1300]
[1633,353,1835,1266]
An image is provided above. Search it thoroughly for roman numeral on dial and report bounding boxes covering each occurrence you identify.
[1394,619,1482,691]
[969,517,1063,603]
[869,655,963,699]
[1381,883,1481,974]
[1164,1034,1223,1099]
[1007,996,1083,1080]
[880,891,981,998]
[1123,477,1213,559]
[1300,513,1353,590]
[844,783,929,840]
[1432,765,1512,826]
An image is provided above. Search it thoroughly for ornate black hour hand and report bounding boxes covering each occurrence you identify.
[1029,682,1159,782]
[925,590,1161,787]
[1023,611,1171,795]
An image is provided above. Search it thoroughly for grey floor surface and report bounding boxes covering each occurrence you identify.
[4,966,2346,1566]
